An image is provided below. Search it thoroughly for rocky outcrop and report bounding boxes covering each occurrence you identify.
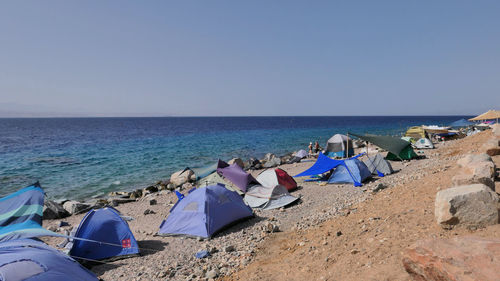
[62,200,92,215]
[492,123,500,137]
[403,236,500,281]
[453,153,496,189]
[228,158,245,169]
[244,158,261,170]
[262,153,281,168]
[170,169,194,187]
[43,200,70,219]
[482,138,500,156]
[435,184,499,228]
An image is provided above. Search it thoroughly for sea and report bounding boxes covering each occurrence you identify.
[0,116,469,201]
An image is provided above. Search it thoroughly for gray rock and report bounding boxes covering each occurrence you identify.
[166,183,175,191]
[43,200,70,219]
[110,198,135,207]
[205,269,219,279]
[170,169,194,187]
[224,245,236,252]
[62,200,91,215]
[143,209,156,215]
[435,184,499,228]
[129,189,143,199]
[457,153,492,168]
[149,199,157,205]
[262,154,281,168]
[181,182,193,190]
[143,185,158,194]
[228,158,245,169]
[452,160,496,189]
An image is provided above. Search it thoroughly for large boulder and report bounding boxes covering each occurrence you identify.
[452,160,496,189]
[456,153,492,168]
[482,138,500,156]
[170,169,194,187]
[403,236,500,281]
[262,153,281,168]
[228,158,245,169]
[492,123,500,137]
[62,200,92,215]
[435,184,499,228]
[43,200,70,219]
[244,158,260,170]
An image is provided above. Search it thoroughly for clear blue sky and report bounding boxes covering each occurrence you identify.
[0,1,499,117]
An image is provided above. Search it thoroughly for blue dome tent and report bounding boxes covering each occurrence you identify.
[68,207,139,261]
[158,184,253,239]
[0,239,98,281]
[328,159,371,186]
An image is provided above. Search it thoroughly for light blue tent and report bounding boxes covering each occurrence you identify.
[68,207,139,261]
[0,239,98,281]
[0,182,63,242]
[158,184,253,238]
[328,159,371,187]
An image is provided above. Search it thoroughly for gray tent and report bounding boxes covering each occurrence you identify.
[198,172,243,195]
[244,185,298,210]
[363,154,394,176]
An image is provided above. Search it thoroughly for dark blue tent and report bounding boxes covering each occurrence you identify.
[450,118,474,128]
[0,182,63,242]
[69,207,139,261]
[158,184,253,238]
[0,239,98,281]
[328,159,371,186]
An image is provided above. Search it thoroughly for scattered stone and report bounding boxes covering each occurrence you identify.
[170,169,194,187]
[47,225,58,232]
[143,209,156,215]
[43,200,70,219]
[144,185,158,194]
[205,269,219,279]
[110,198,136,207]
[58,221,70,227]
[224,245,236,253]
[262,154,281,168]
[62,200,91,215]
[181,182,193,191]
[108,191,131,198]
[435,184,499,228]
[129,189,143,199]
[149,199,157,205]
[166,183,175,191]
[403,236,500,281]
[336,231,342,237]
[372,183,387,193]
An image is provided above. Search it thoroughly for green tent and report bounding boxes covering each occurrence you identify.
[350,133,418,161]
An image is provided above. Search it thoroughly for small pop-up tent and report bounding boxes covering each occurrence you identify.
[244,185,298,210]
[0,182,63,242]
[350,133,418,161]
[414,138,434,149]
[256,168,297,191]
[294,152,364,178]
[68,207,139,261]
[325,134,354,158]
[288,149,308,163]
[0,239,98,281]
[363,154,394,176]
[328,159,371,186]
[198,172,243,194]
[158,184,253,238]
[216,160,259,193]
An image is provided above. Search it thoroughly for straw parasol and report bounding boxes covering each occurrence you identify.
[468,110,500,122]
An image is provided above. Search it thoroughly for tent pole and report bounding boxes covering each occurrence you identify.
[346,133,349,159]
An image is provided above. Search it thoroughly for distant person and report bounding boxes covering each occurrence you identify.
[314,141,320,153]
[308,142,313,155]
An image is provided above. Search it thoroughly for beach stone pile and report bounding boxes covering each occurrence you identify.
[452,153,496,189]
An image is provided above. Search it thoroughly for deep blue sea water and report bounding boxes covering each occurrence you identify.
[0,116,469,200]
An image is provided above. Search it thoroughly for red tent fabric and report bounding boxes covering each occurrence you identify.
[274,168,297,191]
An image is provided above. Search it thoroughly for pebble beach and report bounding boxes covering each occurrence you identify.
[41,125,500,280]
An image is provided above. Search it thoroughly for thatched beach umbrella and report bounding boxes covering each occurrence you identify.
[469,109,500,123]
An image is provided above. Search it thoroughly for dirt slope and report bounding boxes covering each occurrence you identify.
[225,131,500,281]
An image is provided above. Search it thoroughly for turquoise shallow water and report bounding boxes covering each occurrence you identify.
[0,116,468,200]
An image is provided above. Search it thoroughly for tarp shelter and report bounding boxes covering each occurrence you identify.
[244,185,298,210]
[68,207,139,261]
[325,134,354,158]
[450,118,474,128]
[294,152,363,178]
[414,138,434,149]
[363,154,394,176]
[405,127,426,139]
[158,184,253,238]
[217,160,259,193]
[0,239,99,281]
[0,182,62,242]
[350,133,418,161]
[256,168,297,191]
[328,159,371,187]
[469,110,500,122]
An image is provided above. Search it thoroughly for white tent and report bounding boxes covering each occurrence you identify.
[244,185,298,210]
[414,138,434,149]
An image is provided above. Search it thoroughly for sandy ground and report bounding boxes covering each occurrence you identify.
[224,130,500,281]
[42,130,499,280]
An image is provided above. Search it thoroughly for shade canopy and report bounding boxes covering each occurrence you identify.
[450,118,474,127]
[469,110,500,121]
[350,133,418,160]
